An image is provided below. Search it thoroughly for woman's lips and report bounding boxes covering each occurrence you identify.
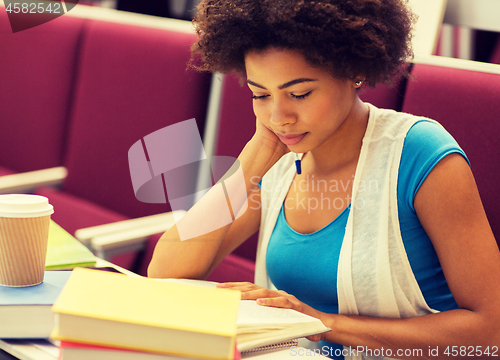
[276,133,307,146]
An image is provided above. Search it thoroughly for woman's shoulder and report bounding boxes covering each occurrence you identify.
[369,105,463,152]
[398,118,469,212]
[366,103,433,139]
[404,119,466,161]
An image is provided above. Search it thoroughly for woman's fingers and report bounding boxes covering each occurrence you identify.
[256,296,294,309]
[216,282,257,292]
[217,281,328,337]
[216,281,253,288]
[217,282,293,302]
[306,334,324,342]
[217,282,316,316]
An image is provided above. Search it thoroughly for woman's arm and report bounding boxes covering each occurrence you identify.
[330,153,500,358]
[148,120,288,280]
[220,153,500,359]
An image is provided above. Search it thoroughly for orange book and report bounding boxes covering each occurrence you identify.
[59,340,242,360]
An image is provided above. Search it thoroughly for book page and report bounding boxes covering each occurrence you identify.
[154,279,330,352]
[157,280,326,328]
[237,300,322,326]
[158,278,218,288]
[46,221,97,270]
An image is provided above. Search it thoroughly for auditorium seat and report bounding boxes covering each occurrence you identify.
[402,62,500,245]
[0,13,84,175]
[36,17,211,271]
[358,72,408,112]
[211,74,259,263]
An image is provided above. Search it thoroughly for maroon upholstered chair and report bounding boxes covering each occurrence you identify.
[138,73,257,280]
[178,73,258,283]
[207,253,256,283]
[402,63,500,246]
[37,19,211,271]
[358,69,409,111]
[0,168,16,177]
[213,74,255,161]
[213,74,259,264]
[0,12,84,174]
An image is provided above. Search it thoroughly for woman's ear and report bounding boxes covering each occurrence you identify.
[354,78,365,88]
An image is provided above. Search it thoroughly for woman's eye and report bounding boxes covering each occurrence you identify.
[291,91,312,100]
[252,94,269,100]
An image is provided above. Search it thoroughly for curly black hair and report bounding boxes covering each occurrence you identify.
[190,0,416,87]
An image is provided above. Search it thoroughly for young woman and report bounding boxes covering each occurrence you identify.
[148,1,500,358]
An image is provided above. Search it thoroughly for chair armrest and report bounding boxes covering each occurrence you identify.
[74,210,186,260]
[0,166,67,194]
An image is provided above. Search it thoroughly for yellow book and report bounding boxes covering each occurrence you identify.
[45,221,97,270]
[51,268,240,360]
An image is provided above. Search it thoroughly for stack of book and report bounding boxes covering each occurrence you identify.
[0,270,72,339]
[51,268,242,360]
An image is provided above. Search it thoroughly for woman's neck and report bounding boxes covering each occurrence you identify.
[303,98,369,176]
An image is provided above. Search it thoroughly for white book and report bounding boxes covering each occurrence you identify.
[160,279,331,353]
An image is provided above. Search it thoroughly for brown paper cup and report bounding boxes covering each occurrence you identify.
[0,195,54,287]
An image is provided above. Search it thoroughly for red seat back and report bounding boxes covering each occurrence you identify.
[402,63,500,244]
[358,71,408,111]
[0,12,84,172]
[62,20,210,219]
[212,74,259,261]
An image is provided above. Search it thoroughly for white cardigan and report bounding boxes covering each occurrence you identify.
[255,104,439,360]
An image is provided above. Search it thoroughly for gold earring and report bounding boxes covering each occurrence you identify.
[355,80,363,87]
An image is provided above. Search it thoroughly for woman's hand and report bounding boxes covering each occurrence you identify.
[216,282,328,342]
[237,118,290,187]
[253,118,290,159]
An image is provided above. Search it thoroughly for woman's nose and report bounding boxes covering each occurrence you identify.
[269,99,295,126]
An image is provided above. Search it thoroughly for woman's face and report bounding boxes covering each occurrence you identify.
[245,47,361,154]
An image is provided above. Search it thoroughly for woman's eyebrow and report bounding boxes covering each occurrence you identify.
[246,78,318,90]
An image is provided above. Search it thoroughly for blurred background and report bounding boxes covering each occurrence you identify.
[82,0,201,20]
[81,0,500,65]
[1,0,499,278]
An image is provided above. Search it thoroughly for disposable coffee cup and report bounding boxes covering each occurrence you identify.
[0,194,54,287]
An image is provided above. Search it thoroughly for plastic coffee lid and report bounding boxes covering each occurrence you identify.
[0,194,54,218]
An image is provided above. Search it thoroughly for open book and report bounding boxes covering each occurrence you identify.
[46,221,97,270]
[161,279,331,353]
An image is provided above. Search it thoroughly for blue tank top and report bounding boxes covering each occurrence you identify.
[265,120,467,359]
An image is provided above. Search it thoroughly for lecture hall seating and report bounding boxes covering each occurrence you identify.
[1,5,499,280]
[402,60,500,242]
[0,5,211,272]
